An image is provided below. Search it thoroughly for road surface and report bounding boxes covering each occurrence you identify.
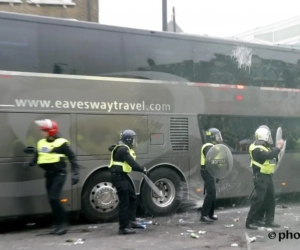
[1,204,300,250]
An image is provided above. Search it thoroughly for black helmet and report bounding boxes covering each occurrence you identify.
[120,129,137,147]
[206,128,223,143]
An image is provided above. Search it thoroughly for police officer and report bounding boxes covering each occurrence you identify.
[24,119,79,235]
[246,126,284,229]
[108,129,148,235]
[200,128,223,223]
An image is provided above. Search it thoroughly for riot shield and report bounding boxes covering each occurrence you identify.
[143,174,164,199]
[205,144,234,179]
[275,127,287,172]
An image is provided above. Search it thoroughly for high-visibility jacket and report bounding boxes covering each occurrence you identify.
[200,143,214,166]
[37,138,69,164]
[249,143,276,174]
[109,144,136,173]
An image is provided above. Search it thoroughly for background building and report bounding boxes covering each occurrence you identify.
[0,0,98,22]
[232,15,300,47]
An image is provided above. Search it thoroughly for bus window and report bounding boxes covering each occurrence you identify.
[192,41,300,89]
[254,117,300,151]
[73,115,148,156]
[199,115,256,152]
[39,24,124,76]
[193,42,242,85]
[0,19,39,73]
[123,34,194,81]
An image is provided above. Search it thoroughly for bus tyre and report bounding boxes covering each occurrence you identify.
[81,171,119,223]
[141,168,182,216]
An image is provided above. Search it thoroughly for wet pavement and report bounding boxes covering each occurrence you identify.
[1,204,300,250]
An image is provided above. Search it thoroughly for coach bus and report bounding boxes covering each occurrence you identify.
[0,11,300,222]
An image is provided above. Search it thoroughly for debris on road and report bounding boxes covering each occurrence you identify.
[284,226,289,229]
[245,232,256,245]
[190,233,199,239]
[88,226,98,229]
[233,218,239,222]
[258,227,273,231]
[186,230,194,233]
[231,243,238,247]
[224,224,234,227]
[248,237,256,243]
[255,235,264,238]
[140,220,152,225]
[198,230,206,235]
[74,239,85,245]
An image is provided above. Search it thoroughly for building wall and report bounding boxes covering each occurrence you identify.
[0,0,98,22]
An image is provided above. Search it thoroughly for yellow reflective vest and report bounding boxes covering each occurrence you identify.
[200,143,214,166]
[37,138,69,164]
[249,143,276,174]
[109,144,136,173]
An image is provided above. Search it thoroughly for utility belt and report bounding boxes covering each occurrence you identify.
[111,172,128,181]
[110,165,127,174]
[39,162,66,174]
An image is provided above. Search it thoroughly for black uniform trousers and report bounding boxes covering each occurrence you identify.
[201,168,216,217]
[45,171,67,226]
[246,172,275,224]
[111,172,137,229]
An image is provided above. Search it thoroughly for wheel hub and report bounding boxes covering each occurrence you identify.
[89,182,118,213]
[151,178,175,208]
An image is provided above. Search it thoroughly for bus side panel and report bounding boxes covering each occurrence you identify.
[0,112,73,217]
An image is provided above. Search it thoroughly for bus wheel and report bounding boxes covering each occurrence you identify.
[141,168,182,216]
[81,171,119,223]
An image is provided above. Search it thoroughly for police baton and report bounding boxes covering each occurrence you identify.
[142,174,164,199]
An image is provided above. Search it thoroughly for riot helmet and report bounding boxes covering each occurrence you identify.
[257,125,273,144]
[255,127,272,145]
[35,119,58,137]
[206,128,223,144]
[120,129,138,148]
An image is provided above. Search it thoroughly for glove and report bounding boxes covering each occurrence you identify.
[72,174,79,185]
[142,167,148,175]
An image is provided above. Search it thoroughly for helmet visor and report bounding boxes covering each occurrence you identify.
[215,132,223,143]
[267,133,273,145]
[132,135,138,148]
[34,120,46,127]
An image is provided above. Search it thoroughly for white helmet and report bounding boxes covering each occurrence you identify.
[255,127,273,144]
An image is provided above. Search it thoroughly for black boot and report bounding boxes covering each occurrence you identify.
[246,221,264,230]
[118,228,136,235]
[50,226,59,235]
[265,222,280,228]
[209,215,218,221]
[200,216,214,223]
[130,221,145,229]
[53,224,68,235]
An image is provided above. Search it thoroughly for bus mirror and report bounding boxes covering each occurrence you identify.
[24,146,36,154]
